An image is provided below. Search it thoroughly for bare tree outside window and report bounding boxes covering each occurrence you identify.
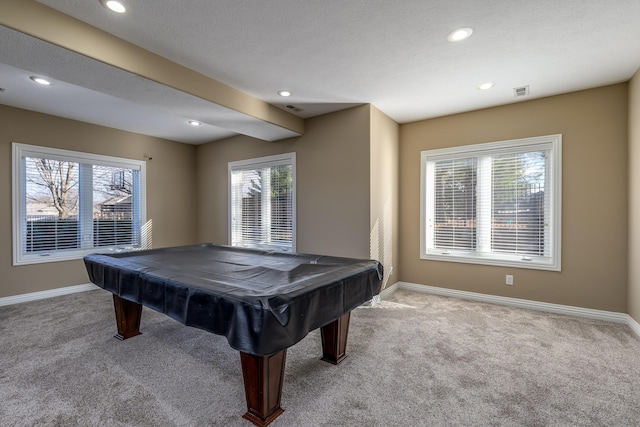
[14,143,146,265]
[24,158,138,252]
[27,158,79,220]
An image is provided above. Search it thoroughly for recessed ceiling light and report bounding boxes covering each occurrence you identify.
[278,90,292,97]
[30,76,51,85]
[101,0,126,13]
[447,27,473,42]
[188,120,202,126]
[478,82,495,90]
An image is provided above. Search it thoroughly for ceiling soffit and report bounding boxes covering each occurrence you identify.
[0,1,303,143]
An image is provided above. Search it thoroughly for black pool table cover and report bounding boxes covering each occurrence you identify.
[84,244,383,356]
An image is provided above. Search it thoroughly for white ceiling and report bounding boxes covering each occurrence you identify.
[2,0,640,144]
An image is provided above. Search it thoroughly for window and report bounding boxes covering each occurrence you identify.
[12,143,146,265]
[421,135,561,271]
[229,153,296,252]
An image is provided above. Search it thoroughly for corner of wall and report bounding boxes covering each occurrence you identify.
[369,106,400,290]
[628,68,640,323]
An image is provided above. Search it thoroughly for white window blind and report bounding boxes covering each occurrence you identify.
[229,153,296,252]
[421,135,561,271]
[431,157,477,252]
[13,143,146,265]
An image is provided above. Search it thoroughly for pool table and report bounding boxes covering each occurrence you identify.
[84,244,383,426]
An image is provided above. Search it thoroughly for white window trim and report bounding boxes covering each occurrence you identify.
[228,152,296,252]
[12,142,147,266]
[420,134,562,271]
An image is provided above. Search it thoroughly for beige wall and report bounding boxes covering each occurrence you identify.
[629,70,640,323]
[399,84,629,312]
[370,106,399,289]
[197,105,372,259]
[4,82,633,315]
[0,105,198,298]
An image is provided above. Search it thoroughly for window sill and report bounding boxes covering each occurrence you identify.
[421,251,560,271]
[13,246,142,266]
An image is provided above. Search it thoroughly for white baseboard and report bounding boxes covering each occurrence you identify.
[379,282,400,300]
[0,283,99,307]
[5,281,640,340]
[382,281,640,339]
[628,315,640,337]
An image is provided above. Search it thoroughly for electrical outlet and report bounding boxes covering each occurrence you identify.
[506,275,514,286]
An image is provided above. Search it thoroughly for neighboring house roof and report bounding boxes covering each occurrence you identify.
[100,195,132,211]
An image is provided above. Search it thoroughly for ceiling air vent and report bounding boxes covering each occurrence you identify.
[513,85,529,97]
[286,104,303,112]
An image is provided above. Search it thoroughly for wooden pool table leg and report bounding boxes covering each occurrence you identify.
[112,294,142,340]
[240,350,287,427]
[320,312,351,364]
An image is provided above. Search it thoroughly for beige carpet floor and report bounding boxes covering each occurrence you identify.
[1,288,639,426]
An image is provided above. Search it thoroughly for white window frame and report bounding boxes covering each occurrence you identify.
[12,143,146,265]
[420,134,562,271]
[228,152,296,252]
